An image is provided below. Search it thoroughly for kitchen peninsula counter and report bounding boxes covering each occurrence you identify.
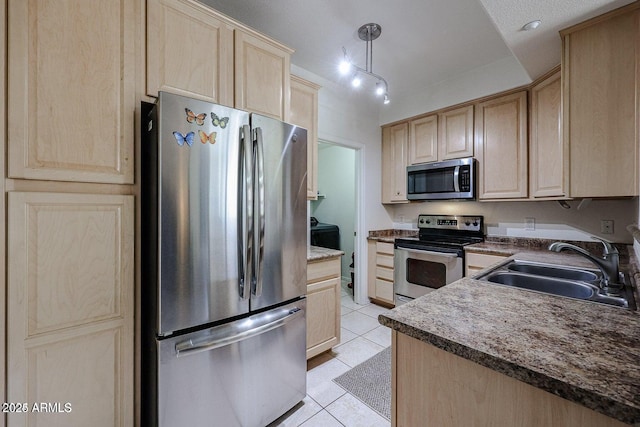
[367,229,418,244]
[307,245,344,261]
[379,249,640,425]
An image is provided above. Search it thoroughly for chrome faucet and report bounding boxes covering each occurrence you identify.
[548,239,620,289]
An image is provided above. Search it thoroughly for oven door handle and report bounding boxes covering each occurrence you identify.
[396,247,459,258]
[394,247,460,265]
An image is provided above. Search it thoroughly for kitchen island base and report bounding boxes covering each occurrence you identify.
[392,331,628,427]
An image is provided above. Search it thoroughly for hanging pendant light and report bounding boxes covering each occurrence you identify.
[339,23,390,104]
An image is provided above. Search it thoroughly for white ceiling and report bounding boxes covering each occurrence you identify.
[201,0,634,103]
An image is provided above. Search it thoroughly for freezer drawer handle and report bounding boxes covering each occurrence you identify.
[174,307,303,357]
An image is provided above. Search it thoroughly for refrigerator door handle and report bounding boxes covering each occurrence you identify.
[240,124,253,300]
[174,306,303,357]
[253,127,265,297]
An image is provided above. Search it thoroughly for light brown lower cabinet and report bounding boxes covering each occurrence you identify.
[367,241,395,305]
[7,192,134,427]
[306,257,341,359]
[392,331,626,427]
[464,252,508,277]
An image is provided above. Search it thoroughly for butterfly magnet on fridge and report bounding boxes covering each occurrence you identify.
[185,108,207,126]
[198,130,217,145]
[211,112,229,129]
[173,131,195,147]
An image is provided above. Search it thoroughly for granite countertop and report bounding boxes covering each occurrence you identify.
[367,229,418,243]
[307,245,344,262]
[379,249,640,425]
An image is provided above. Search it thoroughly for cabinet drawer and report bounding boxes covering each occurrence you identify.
[377,242,395,255]
[377,253,394,269]
[376,266,394,282]
[307,258,341,283]
[465,252,508,272]
[375,278,394,302]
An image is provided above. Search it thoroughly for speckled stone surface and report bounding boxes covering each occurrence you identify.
[307,245,344,262]
[367,229,418,244]
[379,252,640,425]
[465,236,624,257]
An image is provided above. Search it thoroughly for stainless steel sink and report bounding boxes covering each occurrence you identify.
[476,259,635,309]
[484,271,596,299]
[506,260,600,283]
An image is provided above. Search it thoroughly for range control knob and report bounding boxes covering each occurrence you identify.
[472,221,478,227]
[465,221,471,226]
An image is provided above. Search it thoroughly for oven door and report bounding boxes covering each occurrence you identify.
[393,245,463,304]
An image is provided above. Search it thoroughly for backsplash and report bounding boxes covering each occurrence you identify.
[390,198,637,244]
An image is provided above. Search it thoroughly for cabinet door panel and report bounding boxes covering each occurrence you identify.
[146,0,234,105]
[530,71,565,198]
[409,115,438,164]
[8,0,134,184]
[475,92,528,199]
[290,76,320,200]
[7,192,134,427]
[563,8,638,197]
[439,105,474,160]
[307,278,339,351]
[235,30,291,121]
[381,123,409,203]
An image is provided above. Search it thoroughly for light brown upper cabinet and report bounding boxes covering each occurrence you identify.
[382,123,409,203]
[7,0,135,184]
[438,105,474,161]
[408,115,438,164]
[235,29,292,121]
[290,75,321,200]
[147,0,292,121]
[529,68,566,199]
[475,91,528,200]
[561,3,639,198]
[407,105,473,166]
[146,0,235,106]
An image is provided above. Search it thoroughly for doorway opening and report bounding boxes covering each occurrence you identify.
[310,140,360,301]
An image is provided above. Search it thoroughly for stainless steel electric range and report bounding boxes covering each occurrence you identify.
[394,214,484,305]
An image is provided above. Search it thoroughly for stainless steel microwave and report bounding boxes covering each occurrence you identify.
[407,157,475,200]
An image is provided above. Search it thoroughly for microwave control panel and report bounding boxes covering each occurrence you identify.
[459,166,471,191]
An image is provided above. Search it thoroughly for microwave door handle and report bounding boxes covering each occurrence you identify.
[453,166,460,192]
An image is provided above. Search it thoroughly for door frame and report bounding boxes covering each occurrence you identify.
[315,137,368,305]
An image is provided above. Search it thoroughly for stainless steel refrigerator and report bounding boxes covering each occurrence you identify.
[141,92,308,427]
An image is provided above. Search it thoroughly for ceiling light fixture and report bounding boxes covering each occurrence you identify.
[522,20,541,31]
[339,23,390,104]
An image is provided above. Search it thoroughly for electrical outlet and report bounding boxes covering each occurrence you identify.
[601,220,614,234]
[525,217,535,231]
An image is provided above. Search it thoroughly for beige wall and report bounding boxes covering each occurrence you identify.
[390,198,636,244]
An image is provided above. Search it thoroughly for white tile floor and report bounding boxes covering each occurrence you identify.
[270,280,393,427]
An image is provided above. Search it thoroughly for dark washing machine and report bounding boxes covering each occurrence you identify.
[310,217,340,250]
